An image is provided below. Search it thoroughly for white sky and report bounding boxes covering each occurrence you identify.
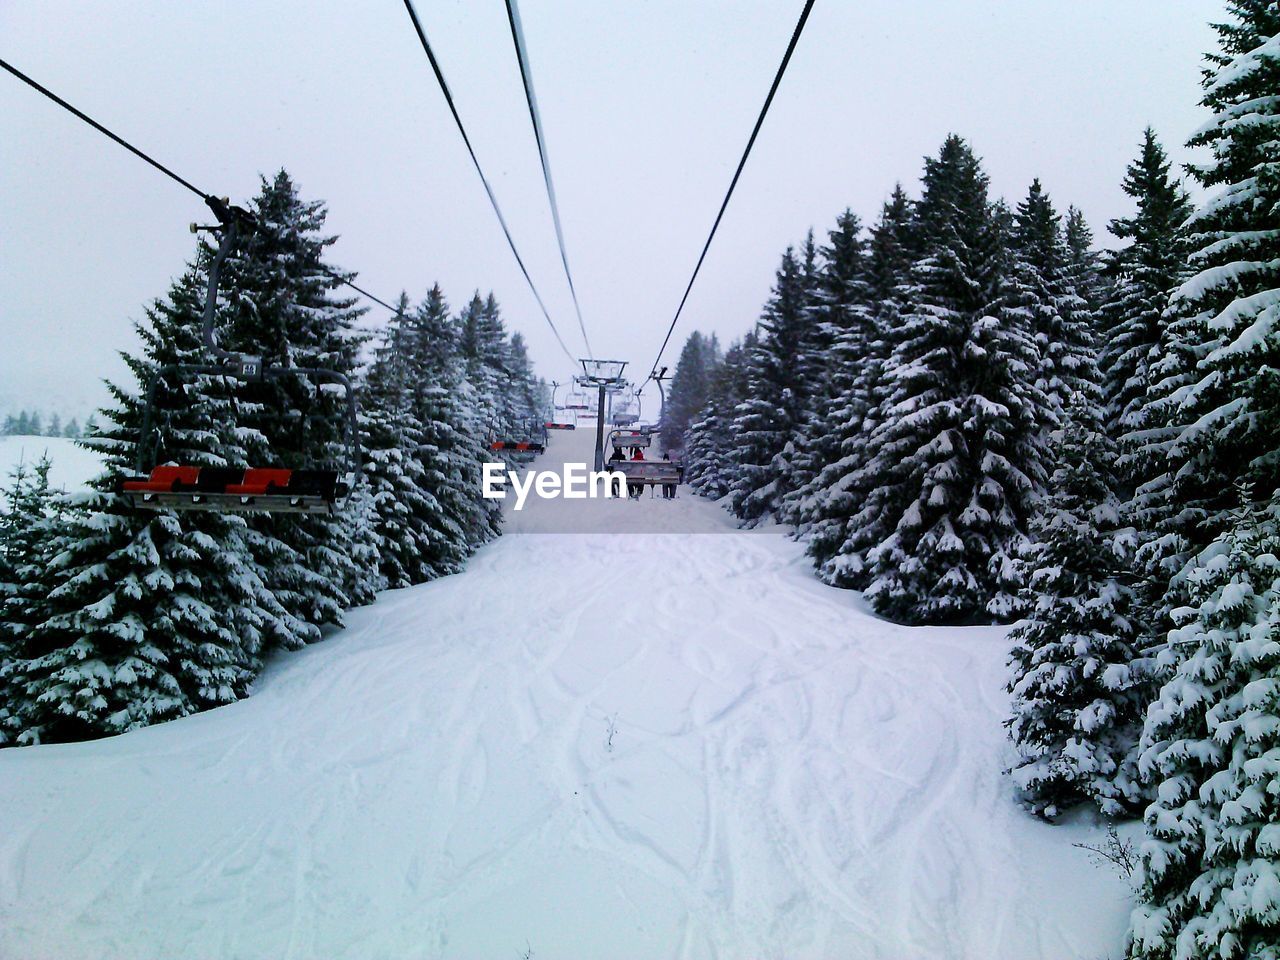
[1,1,1225,416]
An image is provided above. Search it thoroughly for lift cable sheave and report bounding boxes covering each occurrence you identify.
[641,0,817,388]
[503,0,594,360]
[400,0,576,362]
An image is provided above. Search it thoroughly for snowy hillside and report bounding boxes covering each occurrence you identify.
[0,428,1131,960]
[0,435,102,491]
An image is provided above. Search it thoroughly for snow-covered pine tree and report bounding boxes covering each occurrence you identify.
[804,186,917,588]
[459,291,509,441]
[1127,493,1280,960]
[685,335,751,498]
[864,136,1047,623]
[406,284,502,570]
[661,331,719,454]
[3,266,298,744]
[503,331,540,428]
[730,246,817,525]
[1131,3,1280,663]
[220,170,368,629]
[1008,180,1096,433]
[1006,397,1147,819]
[360,293,439,588]
[779,211,872,529]
[0,457,60,745]
[1063,206,1106,322]
[1100,129,1193,461]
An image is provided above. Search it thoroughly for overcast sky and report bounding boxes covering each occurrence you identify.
[1,1,1225,417]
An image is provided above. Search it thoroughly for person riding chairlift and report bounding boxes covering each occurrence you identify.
[626,446,645,499]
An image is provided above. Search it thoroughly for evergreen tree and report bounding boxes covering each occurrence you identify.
[62,418,81,440]
[1132,3,1280,662]
[47,414,61,438]
[864,136,1047,623]
[1064,206,1106,320]
[1006,399,1146,819]
[1008,180,1096,432]
[661,331,718,453]
[406,285,502,569]
[360,293,440,588]
[1128,495,1280,960]
[685,336,752,498]
[804,186,917,587]
[219,170,368,630]
[780,210,873,528]
[730,247,817,524]
[0,457,60,745]
[1100,129,1193,456]
[459,291,508,439]
[3,266,297,744]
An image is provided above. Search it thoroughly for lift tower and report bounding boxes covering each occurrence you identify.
[577,359,628,472]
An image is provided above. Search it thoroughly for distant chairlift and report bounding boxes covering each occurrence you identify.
[120,199,360,514]
[489,418,546,463]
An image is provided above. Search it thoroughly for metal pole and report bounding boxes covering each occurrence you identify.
[594,382,607,472]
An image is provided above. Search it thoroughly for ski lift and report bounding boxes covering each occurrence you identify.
[605,427,682,490]
[119,198,361,514]
[488,420,545,463]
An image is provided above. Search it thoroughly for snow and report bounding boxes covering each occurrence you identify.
[0,435,103,492]
[0,428,1132,959]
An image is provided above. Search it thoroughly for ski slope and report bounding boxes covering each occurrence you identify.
[0,429,1132,959]
[0,435,102,492]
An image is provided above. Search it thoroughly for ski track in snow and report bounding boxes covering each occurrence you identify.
[0,430,1131,959]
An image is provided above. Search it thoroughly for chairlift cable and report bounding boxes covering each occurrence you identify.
[400,0,575,362]
[503,0,594,360]
[641,0,816,387]
[0,56,404,321]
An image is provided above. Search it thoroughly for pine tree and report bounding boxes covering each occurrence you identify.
[459,291,509,440]
[864,136,1047,623]
[3,266,297,744]
[661,331,718,453]
[360,294,439,588]
[685,336,752,498]
[1008,180,1096,431]
[219,170,367,630]
[804,186,917,587]
[1128,495,1280,960]
[1006,399,1147,819]
[406,285,502,569]
[0,457,60,745]
[730,247,817,524]
[1100,129,1193,457]
[62,418,81,440]
[780,211,873,528]
[1132,4,1280,666]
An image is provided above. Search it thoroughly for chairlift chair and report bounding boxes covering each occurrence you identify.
[119,198,361,514]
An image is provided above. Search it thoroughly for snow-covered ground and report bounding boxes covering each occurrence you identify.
[0,429,1132,959]
[0,435,102,492]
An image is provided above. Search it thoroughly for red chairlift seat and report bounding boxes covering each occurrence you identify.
[120,465,342,514]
